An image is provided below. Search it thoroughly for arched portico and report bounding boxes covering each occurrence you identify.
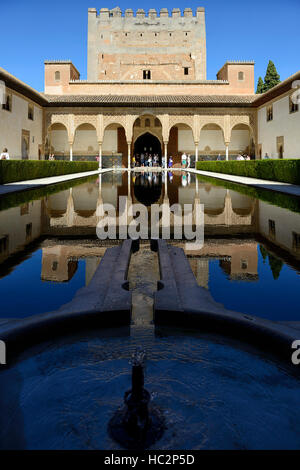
[102,122,127,168]
[46,123,69,159]
[168,123,194,165]
[133,132,162,162]
[230,123,255,158]
[73,123,98,160]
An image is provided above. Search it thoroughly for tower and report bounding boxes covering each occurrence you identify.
[87,7,206,82]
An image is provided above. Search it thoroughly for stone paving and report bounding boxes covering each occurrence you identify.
[0,168,113,197]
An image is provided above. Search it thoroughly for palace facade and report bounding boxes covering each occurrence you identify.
[0,7,299,165]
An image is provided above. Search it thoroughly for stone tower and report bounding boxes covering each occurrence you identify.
[87,7,206,82]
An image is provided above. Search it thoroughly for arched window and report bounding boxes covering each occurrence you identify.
[145,118,150,127]
[135,118,141,127]
[55,71,61,82]
[154,118,160,127]
[238,71,244,81]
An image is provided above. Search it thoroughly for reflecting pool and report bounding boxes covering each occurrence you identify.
[0,170,299,321]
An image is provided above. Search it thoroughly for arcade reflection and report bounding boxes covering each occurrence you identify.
[0,170,299,320]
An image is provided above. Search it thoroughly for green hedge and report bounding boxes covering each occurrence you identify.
[0,160,99,184]
[196,159,300,185]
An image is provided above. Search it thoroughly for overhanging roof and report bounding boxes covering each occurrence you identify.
[44,94,257,107]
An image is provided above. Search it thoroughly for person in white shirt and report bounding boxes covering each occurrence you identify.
[0,148,10,160]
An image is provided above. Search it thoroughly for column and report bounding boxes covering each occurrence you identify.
[195,142,199,166]
[49,128,52,158]
[164,141,168,169]
[127,142,131,170]
[98,142,102,169]
[69,143,73,162]
[225,142,229,161]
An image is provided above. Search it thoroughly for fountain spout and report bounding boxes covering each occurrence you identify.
[108,348,165,449]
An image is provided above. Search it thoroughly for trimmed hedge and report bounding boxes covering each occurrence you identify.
[0,160,99,184]
[196,159,300,185]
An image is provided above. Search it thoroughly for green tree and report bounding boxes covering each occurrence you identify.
[256,76,264,94]
[263,60,281,92]
[259,244,268,262]
[268,254,283,280]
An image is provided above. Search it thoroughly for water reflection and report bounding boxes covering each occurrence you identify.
[0,170,299,320]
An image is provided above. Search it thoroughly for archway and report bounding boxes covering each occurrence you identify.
[230,124,252,158]
[73,123,98,161]
[46,123,69,159]
[133,132,162,162]
[199,124,225,160]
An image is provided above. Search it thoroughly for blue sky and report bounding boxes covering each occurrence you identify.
[0,0,299,92]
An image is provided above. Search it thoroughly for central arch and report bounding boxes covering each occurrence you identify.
[133,132,162,161]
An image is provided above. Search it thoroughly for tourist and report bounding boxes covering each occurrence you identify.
[168,156,173,168]
[187,154,191,168]
[245,155,251,161]
[217,154,222,161]
[263,153,270,159]
[148,155,152,167]
[140,153,145,167]
[0,148,10,160]
[162,156,165,168]
[181,152,187,168]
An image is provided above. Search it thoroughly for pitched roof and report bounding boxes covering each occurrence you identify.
[253,70,300,106]
[0,67,48,106]
[44,94,257,107]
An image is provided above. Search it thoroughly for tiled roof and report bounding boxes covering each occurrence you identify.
[253,70,300,107]
[0,67,48,106]
[45,94,257,107]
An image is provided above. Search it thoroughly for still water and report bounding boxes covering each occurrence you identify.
[0,170,299,320]
[1,329,300,450]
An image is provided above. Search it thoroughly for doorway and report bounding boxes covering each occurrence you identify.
[133,133,162,161]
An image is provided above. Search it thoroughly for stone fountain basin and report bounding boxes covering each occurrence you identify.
[0,325,300,450]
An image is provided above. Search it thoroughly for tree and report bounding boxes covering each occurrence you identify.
[263,60,281,92]
[259,244,268,262]
[256,76,264,94]
[268,254,283,280]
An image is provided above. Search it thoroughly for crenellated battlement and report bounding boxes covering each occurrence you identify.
[87,6,206,82]
[88,7,205,19]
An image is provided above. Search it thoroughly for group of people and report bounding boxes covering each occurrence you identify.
[132,153,160,167]
[167,153,191,168]
[0,148,10,160]
[132,152,192,168]
[236,154,251,161]
[48,154,55,160]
